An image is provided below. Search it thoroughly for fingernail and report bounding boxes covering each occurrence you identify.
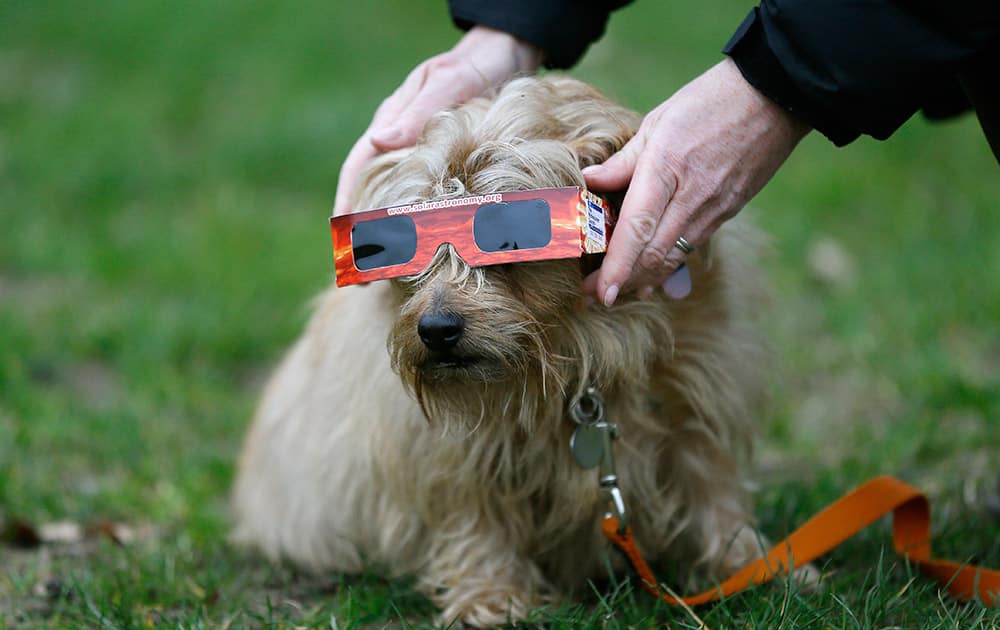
[581,164,602,175]
[662,263,692,299]
[603,284,619,307]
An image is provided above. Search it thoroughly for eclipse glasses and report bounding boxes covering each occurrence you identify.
[329,187,616,287]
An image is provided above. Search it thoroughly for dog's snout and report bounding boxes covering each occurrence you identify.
[417,312,465,352]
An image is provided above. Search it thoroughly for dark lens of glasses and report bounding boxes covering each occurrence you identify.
[472,199,552,252]
[351,215,418,270]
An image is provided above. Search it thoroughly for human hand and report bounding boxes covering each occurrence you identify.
[582,58,811,305]
[332,26,542,216]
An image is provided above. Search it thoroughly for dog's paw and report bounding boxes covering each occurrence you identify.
[788,561,824,592]
[720,527,823,594]
[436,586,552,628]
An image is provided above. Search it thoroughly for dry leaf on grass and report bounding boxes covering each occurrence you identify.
[807,236,856,290]
[0,516,155,548]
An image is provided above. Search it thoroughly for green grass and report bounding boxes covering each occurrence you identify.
[1,1,998,627]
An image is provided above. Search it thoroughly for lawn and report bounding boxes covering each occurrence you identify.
[1,1,998,627]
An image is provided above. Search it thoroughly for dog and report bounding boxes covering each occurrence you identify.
[233,76,775,626]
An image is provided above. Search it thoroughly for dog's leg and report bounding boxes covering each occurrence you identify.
[417,522,556,627]
[626,412,757,579]
[649,419,822,590]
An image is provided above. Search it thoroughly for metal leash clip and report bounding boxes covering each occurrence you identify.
[569,386,627,533]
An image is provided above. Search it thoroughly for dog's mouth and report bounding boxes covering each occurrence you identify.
[426,355,479,369]
[417,353,500,382]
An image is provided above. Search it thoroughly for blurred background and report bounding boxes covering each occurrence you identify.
[1,1,997,626]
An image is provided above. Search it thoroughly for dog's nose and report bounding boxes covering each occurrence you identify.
[417,311,464,352]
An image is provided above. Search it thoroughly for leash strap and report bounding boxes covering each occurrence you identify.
[602,475,1000,606]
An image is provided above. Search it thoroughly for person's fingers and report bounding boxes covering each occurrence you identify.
[333,55,490,215]
[628,195,697,288]
[580,135,645,299]
[366,62,432,150]
[333,134,381,216]
[374,89,452,150]
[334,56,457,214]
[592,150,680,306]
[332,63,434,216]
[376,61,485,151]
[661,261,692,299]
[582,254,691,300]
[334,27,545,217]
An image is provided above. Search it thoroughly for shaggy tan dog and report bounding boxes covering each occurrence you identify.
[233,76,772,626]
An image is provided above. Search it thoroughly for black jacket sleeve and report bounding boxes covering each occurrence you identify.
[448,0,632,69]
[724,0,1000,146]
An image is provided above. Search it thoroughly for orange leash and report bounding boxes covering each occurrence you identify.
[602,475,1000,606]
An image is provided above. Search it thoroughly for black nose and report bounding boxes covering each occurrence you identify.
[418,311,465,352]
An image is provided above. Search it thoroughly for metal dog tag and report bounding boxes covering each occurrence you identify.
[570,423,605,469]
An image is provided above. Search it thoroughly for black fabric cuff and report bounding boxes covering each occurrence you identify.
[723,8,859,146]
[448,0,623,69]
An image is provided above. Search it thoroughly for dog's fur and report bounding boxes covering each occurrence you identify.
[233,77,772,626]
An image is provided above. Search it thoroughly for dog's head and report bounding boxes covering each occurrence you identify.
[351,77,643,425]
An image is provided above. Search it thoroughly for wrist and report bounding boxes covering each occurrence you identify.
[455,25,544,75]
[720,57,810,144]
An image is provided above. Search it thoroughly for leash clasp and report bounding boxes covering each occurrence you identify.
[570,387,628,533]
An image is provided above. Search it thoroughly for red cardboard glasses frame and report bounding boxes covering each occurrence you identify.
[329,187,615,287]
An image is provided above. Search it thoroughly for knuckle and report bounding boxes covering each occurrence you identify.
[646,146,684,183]
[699,179,730,212]
[626,213,659,244]
[425,52,462,75]
[638,241,674,274]
[653,159,681,194]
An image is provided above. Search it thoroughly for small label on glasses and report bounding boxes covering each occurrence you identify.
[580,191,613,253]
